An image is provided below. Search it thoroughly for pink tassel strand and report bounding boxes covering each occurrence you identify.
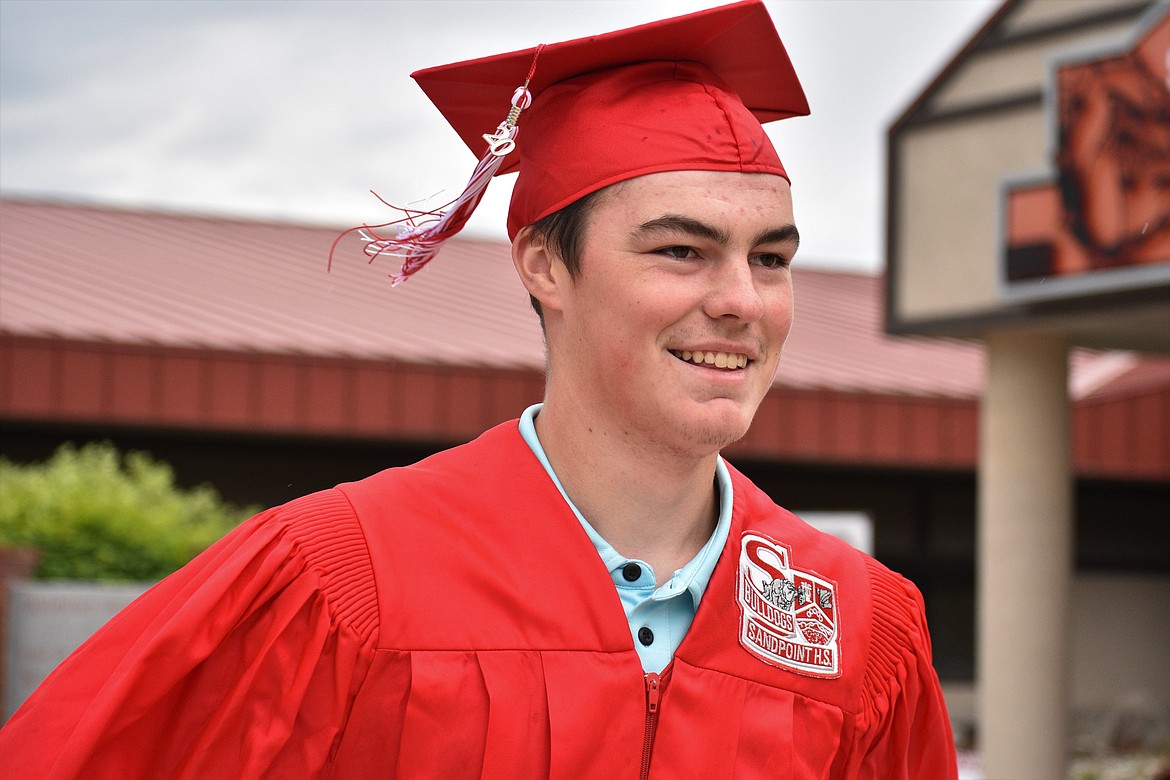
[330,46,544,286]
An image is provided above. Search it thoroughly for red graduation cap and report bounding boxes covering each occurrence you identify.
[348,0,808,284]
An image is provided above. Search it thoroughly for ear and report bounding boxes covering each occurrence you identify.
[511,227,566,314]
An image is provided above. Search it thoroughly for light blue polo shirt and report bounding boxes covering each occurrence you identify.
[519,404,733,673]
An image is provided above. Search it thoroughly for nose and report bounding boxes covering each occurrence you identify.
[703,258,765,322]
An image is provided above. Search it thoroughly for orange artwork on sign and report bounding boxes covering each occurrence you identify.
[1005,10,1170,282]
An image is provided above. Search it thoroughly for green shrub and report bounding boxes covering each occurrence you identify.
[0,442,257,581]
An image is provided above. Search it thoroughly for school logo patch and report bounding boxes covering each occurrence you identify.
[736,532,841,678]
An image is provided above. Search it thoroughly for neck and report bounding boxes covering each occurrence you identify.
[534,396,719,584]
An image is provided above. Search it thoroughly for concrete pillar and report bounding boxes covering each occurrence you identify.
[978,330,1072,780]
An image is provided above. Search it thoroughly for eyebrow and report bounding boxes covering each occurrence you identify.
[754,224,801,251]
[633,215,729,244]
[632,214,800,251]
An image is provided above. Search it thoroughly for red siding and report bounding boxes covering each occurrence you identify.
[1074,389,1170,479]
[158,353,206,425]
[2,334,1166,477]
[108,351,157,424]
[207,358,253,428]
[255,360,301,430]
[4,340,57,416]
[725,388,981,471]
[351,364,398,434]
[58,346,105,418]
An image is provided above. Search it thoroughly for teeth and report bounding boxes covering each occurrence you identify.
[671,350,749,370]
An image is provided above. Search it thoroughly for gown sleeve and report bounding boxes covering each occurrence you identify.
[848,557,959,779]
[0,488,380,779]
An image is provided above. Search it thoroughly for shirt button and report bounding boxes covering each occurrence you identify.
[638,626,654,646]
[622,563,642,582]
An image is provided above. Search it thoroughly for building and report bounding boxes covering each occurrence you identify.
[886,0,1170,774]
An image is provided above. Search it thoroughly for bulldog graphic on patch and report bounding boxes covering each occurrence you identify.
[736,532,841,678]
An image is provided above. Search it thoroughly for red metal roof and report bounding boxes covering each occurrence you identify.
[0,197,543,369]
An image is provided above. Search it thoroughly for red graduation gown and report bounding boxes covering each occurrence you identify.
[0,420,957,778]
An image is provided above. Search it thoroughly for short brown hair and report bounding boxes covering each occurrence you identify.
[523,186,610,321]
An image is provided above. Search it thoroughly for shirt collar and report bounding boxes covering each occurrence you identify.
[518,403,733,608]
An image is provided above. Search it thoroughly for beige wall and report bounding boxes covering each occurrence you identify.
[1071,574,1170,710]
[942,573,1170,736]
[932,21,1136,112]
[896,111,1045,320]
[1004,0,1144,32]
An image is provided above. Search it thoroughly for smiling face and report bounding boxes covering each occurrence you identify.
[536,169,798,460]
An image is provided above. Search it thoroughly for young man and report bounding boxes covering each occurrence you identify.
[0,2,957,777]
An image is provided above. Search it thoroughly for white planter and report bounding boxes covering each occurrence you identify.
[4,580,151,719]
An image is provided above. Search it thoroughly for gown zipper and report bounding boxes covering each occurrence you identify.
[639,666,672,780]
[640,673,661,780]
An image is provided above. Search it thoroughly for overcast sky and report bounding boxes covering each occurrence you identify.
[1,0,999,271]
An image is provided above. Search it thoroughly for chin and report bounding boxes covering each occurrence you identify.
[673,408,755,454]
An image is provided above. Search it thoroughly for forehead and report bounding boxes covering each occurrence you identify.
[590,170,795,232]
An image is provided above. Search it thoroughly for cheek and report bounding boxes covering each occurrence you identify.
[604,329,648,373]
[765,286,796,338]
[575,300,643,371]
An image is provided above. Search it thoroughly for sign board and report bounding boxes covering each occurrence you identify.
[1001,7,1170,304]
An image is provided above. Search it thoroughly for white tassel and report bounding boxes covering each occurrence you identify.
[350,83,535,285]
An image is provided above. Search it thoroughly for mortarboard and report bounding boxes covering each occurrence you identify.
[343,0,808,284]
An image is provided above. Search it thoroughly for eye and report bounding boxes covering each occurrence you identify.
[655,246,699,260]
[752,253,790,269]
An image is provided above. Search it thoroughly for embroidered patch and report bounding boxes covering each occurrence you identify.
[736,532,841,678]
